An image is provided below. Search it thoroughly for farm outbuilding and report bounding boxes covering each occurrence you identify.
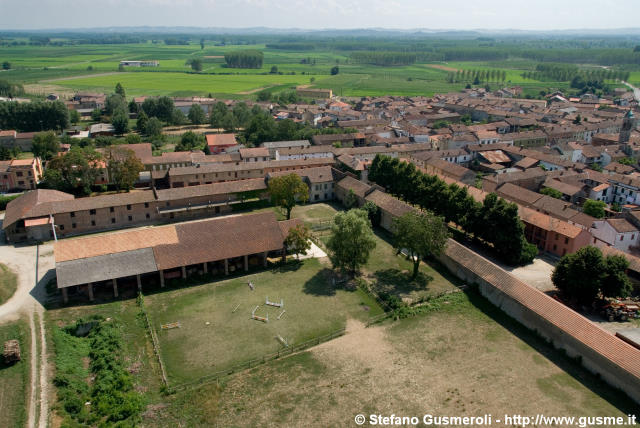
[54,212,301,302]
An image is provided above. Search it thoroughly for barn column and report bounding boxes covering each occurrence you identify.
[61,287,68,304]
[224,259,229,275]
[136,275,142,292]
[88,282,94,302]
[159,270,165,288]
[112,278,119,298]
[181,266,187,279]
[203,262,208,274]
[244,255,249,272]
[263,251,268,267]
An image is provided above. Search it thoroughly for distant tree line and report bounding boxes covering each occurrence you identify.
[0,79,24,97]
[224,50,264,69]
[350,51,417,66]
[446,69,506,84]
[0,100,69,132]
[368,155,537,266]
[522,64,631,82]
[266,43,316,51]
[164,37,190,45]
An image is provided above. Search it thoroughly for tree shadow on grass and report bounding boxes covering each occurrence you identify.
[302,268,340,296]
[372,268,434,297]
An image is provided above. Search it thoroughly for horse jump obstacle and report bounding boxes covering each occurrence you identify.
[265,296,283,308]
[275,335,288,347]
[277,310,286,320]
[161,322,181,330]
[251,305,268,323]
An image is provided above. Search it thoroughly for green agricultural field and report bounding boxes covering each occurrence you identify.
[146,258,382,385]
[49,71,327,97]
[0,319,30,428]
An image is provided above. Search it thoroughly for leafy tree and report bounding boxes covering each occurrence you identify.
[175,131,204,151]
[69,109,81,125]
[552,246,632,304]
[362,200,380,226]
[284,224,312,259]
[190,58,203,72]
[125,134,141,144]
[601,255,633,299]
[270,65,278,74]
[136,110,148,132]
[144,117,163,137]
[170,108,186,126]
[343,189,358,209]
[393,210,449,279]
[326,209,377,275]
[224,50,264,68]
[106,146,144,191]
[268,173,309,219]
[220,111,238,133]
[43,147,102,195]
[1,61,10,70]
[618,157,635,166]
[111,110,129,135]
[105,94,127,116]
[200,38,205,50]
[583,199,606,218]
[128,99,138,114]
[91,108,102,122]
[114,82,125,98]
[256,90,270,102]
[330,66,339,75]
[210,101,229,129]
[232,102,251,127]
[0,100,69,132]
[540,187,563,199]
[188,104,206,125]
[32,131,60,160]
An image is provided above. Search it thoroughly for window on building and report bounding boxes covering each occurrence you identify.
[70,212,75,218]
[564,237,569,244]
[127,205,132,210]
[110,207,114,213]
[166,202,170,207]
[146,213,150,219]
[91,220,96,226]
[59,225,64,231]
[72,223,76,229]
[16,171,22,177]
[555,233,559,240]
[111,218,116,224]
[620,235,624,241]
[89,209,96,215]
[128,216,133,221]
[144,202,149,208]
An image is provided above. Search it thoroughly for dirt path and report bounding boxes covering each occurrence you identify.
[0,217,55,428]
[237,85,273,95]
[426,64,459,72]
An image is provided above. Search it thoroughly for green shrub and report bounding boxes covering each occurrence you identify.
[0,194,20,210]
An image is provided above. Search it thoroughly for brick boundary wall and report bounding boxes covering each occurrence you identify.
[437,238,640,404]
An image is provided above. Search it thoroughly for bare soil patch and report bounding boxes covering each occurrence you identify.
[427,64,459,72]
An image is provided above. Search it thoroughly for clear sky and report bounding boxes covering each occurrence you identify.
[0,0,638,31]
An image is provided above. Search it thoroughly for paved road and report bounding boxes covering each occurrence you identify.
[0,214,54,428]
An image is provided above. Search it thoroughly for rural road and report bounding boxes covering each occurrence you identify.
[622,81,640,103]
[0,214,54,428]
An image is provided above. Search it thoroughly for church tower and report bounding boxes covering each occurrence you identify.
[619,109,634,143]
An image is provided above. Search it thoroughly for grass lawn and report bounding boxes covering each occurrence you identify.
[0,263,18,306]
[363,229,462,303]
[146,258,383,385]
[148,290,635,427]
[0,319,30,428]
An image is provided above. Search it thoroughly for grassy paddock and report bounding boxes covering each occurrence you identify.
[0,319,30,428]
[146,258,383,385]
[150,289,635,427]
[0,263,18,306]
